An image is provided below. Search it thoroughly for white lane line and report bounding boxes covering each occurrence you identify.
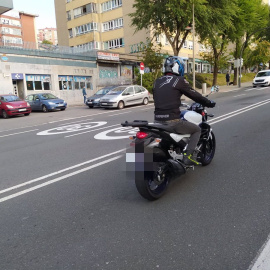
[65,123,120,138]
[210,100,270,125]
[249,234,270,270]
[109,111,133,117]
[0,156,122,203]
[0,129,39,138]
[0,148,125,195]
[208,99,270,123]
[233,94,246,98]
[245,86,270,92]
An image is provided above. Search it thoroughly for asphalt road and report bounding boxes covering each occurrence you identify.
[0,85,270,270]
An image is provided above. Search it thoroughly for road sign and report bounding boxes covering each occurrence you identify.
[140,62,144,75]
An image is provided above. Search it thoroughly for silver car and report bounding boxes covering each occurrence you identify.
[99,85,149,109]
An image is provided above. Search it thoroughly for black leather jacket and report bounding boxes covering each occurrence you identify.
[153,74,212,121]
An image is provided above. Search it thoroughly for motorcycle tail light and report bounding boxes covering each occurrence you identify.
[136,131,148,139]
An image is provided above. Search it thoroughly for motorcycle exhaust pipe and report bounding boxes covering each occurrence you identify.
[167,159,186,175]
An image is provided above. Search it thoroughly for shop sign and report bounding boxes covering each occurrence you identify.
[1,54,8,62]
[11,73,23,80]
[97,52,119,61]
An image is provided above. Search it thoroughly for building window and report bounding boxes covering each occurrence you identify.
[68,28,73,38]
[26,75,51,91]
[104,38,124,50]
[74,3,97,18]
[58,76,92,90]
[183,40,187,48]
[67,11,72,21]
[75,41,100,51]
[102,18,123,32]
[101,0,122,12]
[188,41,193,50]
[75,22,98,36]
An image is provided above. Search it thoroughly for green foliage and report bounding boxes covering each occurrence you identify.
[129,0,207,55]
[185,74,211,89]
[138,39,166,81]
[42,39,53,45]
[245,40,270,67]
[134,68,162,94]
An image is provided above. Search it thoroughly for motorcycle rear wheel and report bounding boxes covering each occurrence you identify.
[135,164,169,201]
[199,131,216,166]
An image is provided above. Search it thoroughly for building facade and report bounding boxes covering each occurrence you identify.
[0,9,38,47]
[37,28,58,45]
[55,0,211,74]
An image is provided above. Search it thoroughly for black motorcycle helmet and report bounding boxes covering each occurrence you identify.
[164,56,185,76]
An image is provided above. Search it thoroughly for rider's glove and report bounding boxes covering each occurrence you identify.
[207,100,216,108]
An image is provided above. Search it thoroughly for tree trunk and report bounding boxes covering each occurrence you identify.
[233,67,238,85]
[212,64,218,86]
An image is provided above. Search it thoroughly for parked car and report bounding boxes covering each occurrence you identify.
[86,85,119,108]
[99,85,149,109]
[0,95,31,119]
[25,93,67,112]
[253,70,270,87]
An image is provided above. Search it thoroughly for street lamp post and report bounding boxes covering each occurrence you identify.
[238,26,270,87]
[192,2,195,89]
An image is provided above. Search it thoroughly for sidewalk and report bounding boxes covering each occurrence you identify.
[149,81,252,102]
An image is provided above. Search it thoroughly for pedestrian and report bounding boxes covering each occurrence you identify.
[82,87,87,103]
[226,71,230,86]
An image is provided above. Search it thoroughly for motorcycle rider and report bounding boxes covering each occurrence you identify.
[153,56,216,166]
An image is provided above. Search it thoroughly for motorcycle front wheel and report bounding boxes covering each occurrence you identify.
[135,163,170,201]
[199,131,216,166]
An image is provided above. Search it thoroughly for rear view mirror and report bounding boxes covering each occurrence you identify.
[211,85,219,93]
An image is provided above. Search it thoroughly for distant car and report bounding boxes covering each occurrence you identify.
[25,93,67,112]
[99,85,149,109]
[253,70,270,87]
[86,86,119,108]
[0,95,31,119]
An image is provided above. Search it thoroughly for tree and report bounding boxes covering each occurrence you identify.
[139,38,166,80]
[229,0,269,84]
[42,39,53,45]
[196,0,238,86]
[245,40,270,70]
[129,0,207,56]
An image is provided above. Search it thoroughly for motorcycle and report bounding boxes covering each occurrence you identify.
[121,86,218,201]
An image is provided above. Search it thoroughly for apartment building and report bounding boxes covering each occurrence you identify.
[55,0,211,76]
[37,28,58,45]
[0,9,38,47]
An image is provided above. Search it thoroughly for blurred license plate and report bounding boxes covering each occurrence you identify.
[87,101,92,104]
[101,103,107,105]
[18,108,26,112]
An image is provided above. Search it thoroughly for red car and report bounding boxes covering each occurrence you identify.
[0,95,32,119]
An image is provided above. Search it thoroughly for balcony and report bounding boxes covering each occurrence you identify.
[0,0,13,15]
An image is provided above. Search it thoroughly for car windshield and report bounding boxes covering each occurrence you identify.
[107,86,127,95]
[40,94,58,100]
[256,71,270,77]
[95,88,113,95]
[1,96,21,102]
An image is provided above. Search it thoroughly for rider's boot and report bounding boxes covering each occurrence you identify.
[182,150,201,166]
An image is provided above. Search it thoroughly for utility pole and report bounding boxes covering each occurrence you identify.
[192,2,195,89]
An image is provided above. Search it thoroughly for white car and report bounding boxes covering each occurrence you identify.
[253,70,270,87]
[100,85,149,109]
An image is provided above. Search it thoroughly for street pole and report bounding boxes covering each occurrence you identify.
[192,2,195,89]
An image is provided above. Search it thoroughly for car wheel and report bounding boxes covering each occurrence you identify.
[253,86,256,88]
[117,101,124,109]
[24,113,30,116]
[143,97,149,105]
[88,106,93,108]
[2,110,9,119]
[42,105,48,112]
[60,108,66,111]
